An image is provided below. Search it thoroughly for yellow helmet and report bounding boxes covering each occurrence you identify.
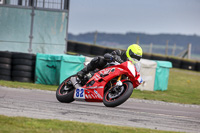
[126,44,143,63]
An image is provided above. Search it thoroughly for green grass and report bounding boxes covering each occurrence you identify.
[0,115,179,133]
[0,80,57,91]
[0,68,200,105]
[131,68,200,104]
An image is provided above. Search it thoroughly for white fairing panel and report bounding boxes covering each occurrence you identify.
[127,61,136,77]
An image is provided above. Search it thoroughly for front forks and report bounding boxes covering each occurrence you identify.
[116,75,123,86]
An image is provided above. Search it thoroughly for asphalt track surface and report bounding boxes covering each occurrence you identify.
[0,86,200,133]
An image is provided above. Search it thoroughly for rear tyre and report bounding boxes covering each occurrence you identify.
[56,76,76,103]
[103,81,133,107]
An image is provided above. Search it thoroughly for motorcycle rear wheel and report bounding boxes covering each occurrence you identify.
[56,76,76,103]
[103,81,133,107]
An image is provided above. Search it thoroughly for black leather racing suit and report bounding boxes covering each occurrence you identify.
[77,50,127,78]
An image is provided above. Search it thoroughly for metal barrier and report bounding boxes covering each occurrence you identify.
[0,0,70,54]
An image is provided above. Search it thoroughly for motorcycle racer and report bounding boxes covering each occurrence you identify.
[77,44,143,81]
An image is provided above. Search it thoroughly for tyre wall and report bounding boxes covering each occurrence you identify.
[0,51,12,81]
[0,51,36,82]
[11,53,36,82]
[67,41,200,72]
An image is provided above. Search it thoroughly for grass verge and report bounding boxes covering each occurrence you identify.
[0,80,57,91]
[0,115,178,133]
[0,68,200,105]
[131,68,200,104]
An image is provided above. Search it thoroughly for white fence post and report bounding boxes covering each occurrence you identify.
[187,43,192,59]
[149,43,153,53]
[165,40,168,55]
[172,43,176,56]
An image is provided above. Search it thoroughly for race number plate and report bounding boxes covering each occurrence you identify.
[74,88,85,100]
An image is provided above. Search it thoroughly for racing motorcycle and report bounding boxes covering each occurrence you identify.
[56,60,143,107]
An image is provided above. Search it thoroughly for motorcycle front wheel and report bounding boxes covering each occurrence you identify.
[103,81,133,107]
[56,75,76,103]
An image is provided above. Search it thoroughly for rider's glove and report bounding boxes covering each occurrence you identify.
[104,53,124,63]
[104,53,115,62]
[114,55,124,63]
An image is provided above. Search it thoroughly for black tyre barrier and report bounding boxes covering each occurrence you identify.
[0,51,12,58]
[75,43,91,55]
[0,57,11,64]
[90,45,106,56]
[0,64,11,70]
[12,53,35,60]
[12,65,33,72]
[0,75,11,81]
[12,59,34,66]
[104,48,115,54]
[0,69,11,76]
[142,53,152,59]
[67,42,77,52]
[0,51,12,81]
[196,62,200,71]
[167,57,181,68]
[11,52,36,83]
[180,60,196,70]
[32,54,36,60]
[151,55,167,61]
[12,77,33,82]
[12,70,33,78]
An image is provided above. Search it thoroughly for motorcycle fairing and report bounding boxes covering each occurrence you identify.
[73,61,142,102]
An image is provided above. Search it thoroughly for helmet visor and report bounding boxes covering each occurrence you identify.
[129,50,142,61]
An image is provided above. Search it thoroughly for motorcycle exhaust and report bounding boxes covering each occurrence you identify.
[70,77,81,89]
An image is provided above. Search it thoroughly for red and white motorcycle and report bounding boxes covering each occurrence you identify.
[56,61,142,107]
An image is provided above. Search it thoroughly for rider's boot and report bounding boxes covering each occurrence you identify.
[77,56,106,82]
[77,66,90,82]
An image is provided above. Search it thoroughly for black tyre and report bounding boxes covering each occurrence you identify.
[167,57,181,68]
[0,69,11,76]
[12,59,34,66]
[151,55,167,61]
[56,76,76,103]
[196,62,200,71]
[67,41,77,52]
[12,65,33,72]
[103,81,133,107]
[0,64,11,69]
[142,53,152,59]
[104,48,114,54]
[180,60,196,70]
[12,77,33,82]
[0,75,11,81]
[12,53,35,60]
[0,57,11,64]
[75,43,91,55]
[12,70,32,78]
[91,46,106,56]
[0,51,12,58]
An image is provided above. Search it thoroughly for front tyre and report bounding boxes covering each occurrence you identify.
[103,81,133,107]
[56,76,76,103]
